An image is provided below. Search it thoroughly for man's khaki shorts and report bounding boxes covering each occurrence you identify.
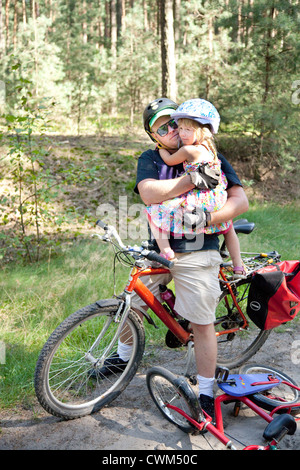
[130,250,222,325]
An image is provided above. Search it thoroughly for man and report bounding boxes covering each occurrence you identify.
[137,98,248,415]
[101,98,248,418]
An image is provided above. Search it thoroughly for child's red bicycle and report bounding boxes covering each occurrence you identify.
[146,364,299,450]
[35,219,282,420]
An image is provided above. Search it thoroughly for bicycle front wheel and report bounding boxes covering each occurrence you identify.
[239,364,300,413]
[146,366,202,433]
[34,301,145,420]
[215,278,271,369]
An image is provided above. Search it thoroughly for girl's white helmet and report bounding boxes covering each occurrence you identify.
[171,98,220,134]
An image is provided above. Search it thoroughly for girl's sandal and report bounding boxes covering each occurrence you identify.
[160,249,178,264]
[232,266,247,279]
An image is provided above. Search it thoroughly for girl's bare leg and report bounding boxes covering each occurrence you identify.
[224,226,245,277]
[148,219,176,260]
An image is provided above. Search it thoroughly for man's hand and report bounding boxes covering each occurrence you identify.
[189,164,220,190]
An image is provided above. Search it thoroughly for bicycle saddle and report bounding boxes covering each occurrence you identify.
[217,373,282,397]
[263,414,297,441]
[233,219,255,234]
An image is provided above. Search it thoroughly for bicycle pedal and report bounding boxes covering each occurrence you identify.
[165,320,190,348]
[165,329,183,348]
[215,366,230,383]
[187,375,197,386]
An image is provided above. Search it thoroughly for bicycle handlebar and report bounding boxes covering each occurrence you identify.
[95,220,174,269]
[144,249,174,269]
[96,219,108,231]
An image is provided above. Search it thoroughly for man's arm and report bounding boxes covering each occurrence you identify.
[210,185,249,225]
[138,166,220,205]
[137,175,194,205]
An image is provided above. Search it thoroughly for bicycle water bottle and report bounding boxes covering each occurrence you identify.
[159,285,180,318]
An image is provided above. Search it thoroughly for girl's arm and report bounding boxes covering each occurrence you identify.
[159,145,205,166]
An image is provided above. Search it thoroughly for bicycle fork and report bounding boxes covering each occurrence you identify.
[85,294,132,367]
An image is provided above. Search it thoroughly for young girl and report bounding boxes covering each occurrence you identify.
[145,98,245,278]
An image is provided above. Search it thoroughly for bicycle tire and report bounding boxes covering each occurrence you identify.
[146,366,203,433]
[215,277,271,369]
[239,363,300,413]
[34,301,145,420]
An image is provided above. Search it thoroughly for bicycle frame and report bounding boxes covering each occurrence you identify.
[124,265,191,345]
[123,262,250,345]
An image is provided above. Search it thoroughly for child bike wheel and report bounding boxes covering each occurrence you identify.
[146,366,203,433]
[239,363,300,413]
[34,302,145,420]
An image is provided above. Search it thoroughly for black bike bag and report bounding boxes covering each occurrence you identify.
[247,260,300,330]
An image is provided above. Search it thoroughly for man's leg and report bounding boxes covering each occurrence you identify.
[170,250,221,419]
[190,322,217,419]
[191,322,217,379]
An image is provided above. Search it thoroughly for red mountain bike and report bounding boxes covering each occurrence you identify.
[34,219,281,420]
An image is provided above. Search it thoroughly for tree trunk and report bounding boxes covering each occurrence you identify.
[22,0,26,27]
[5,0,10,53]
[173,0,181,43]
[104,0,110,46]
[142,0,148,31]
[262,7,276,104]
[160,0,177,101]
[255,7,276,181]
[13,0,17,51]
[82,0,88,44]
[120,0,126,35]
[205,15,214,100]
[111,0,118,115]
[0,0,4,58]
[31,0,39,95]
[96,0,103,50]
[237,0,243,43]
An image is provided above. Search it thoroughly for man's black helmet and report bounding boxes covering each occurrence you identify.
[143,97,178,134]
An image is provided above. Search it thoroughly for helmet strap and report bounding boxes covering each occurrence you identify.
[155,141,171,150]
[146,130,170,150]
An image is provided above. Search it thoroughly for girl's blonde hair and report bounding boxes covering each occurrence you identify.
[178,118,218,163]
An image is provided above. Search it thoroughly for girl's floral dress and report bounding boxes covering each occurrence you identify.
[145,152,231,236]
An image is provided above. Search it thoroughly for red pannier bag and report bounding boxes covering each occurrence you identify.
[247,260,300,330]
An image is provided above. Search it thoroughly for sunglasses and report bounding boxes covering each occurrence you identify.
[154,119,178,137]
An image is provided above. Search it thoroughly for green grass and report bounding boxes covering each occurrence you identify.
[0,241,126,407]
[0,202,299,409]
[237,202,300,260]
